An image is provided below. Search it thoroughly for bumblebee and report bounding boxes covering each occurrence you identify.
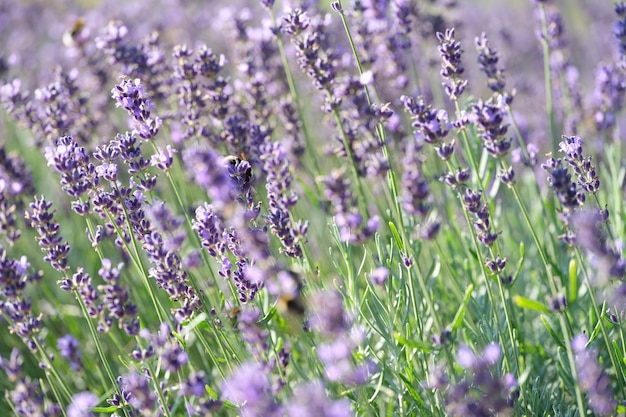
[223,154,253,186]
[63,18,88,48]
[275,270,306,317]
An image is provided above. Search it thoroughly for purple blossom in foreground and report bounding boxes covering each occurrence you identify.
[442,343,517,417]
[184,146,237,210]
[309,290,369,385]
[44,136,95,202]
[369,266,389,286]
[572,210,625,280]
[284,381,352,417]
[470,97,512,158]
[57,268,101,319]
[571,334,617,416]
[221,361,282,417]
[67,391,98,417]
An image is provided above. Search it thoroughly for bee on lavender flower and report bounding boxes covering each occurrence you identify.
[223,153,253,187]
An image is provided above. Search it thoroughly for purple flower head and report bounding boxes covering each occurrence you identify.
[25,196,70,272]
[150,145,176,172]
[221,361,281,417]
[68,391,98,417]
[571,334,617,416]
[57,334,83,371]
[285,381,353,417]
[437,28,468,100]
[369,267,389,286]
[112,78,162,140]
[444,344,517,416]
[44,136,95,200]
[184,146,237,210]
[475,32,506,94]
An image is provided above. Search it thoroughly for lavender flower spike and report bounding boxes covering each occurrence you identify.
[571,334,617,416]
[112,77,162,140]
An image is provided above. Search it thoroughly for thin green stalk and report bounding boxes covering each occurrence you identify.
[507,183,587,415]
[73,293,131,417]
[537,3,558,151]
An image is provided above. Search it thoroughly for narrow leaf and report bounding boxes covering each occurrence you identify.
[541,315,566,350]
[513,295,550,314]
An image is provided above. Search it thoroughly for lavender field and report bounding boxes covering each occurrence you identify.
[0,0,625,415]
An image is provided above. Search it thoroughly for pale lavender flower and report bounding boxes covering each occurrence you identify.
[571,334,617,416]
[68,392,98,417]
[221,361,282,417]
[443,344,517,417]
[369,267,389,286]
[284,381,352,417]
[57,334,83,371]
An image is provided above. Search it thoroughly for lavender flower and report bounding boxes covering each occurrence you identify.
[284,381,352,417]
[443,344,517,416]
[369,266,389,286]
[571,334,617,416]
[475,32,507,95]
[310,290,369,385]
[470,97,512,158]
[44,136,95,203]
[68,392,98,417]
[0,248,43,351]
[57,268,101,319]
[184,146,237,210]
[322,169,379,245]
[98,259,139,335]
[437,28,468,100]
[541,155,585,211]
[112,77,162,140]
[558,135,599,195]
[615,2,626,68]
[0,146,34,244]
[57,334,83,371]
[221,361,282,417]
[25,197,70,272]
[260,141,308,258]
[0,348,61,416]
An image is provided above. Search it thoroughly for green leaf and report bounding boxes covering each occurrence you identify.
[513,295,550,314]
[388,221,403,251]
[541,316,566,351]
[394,333,433,353]
[93,406,120,412]
[568,259,577,304]
[450,284,474,331]
[398,373,428,414]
